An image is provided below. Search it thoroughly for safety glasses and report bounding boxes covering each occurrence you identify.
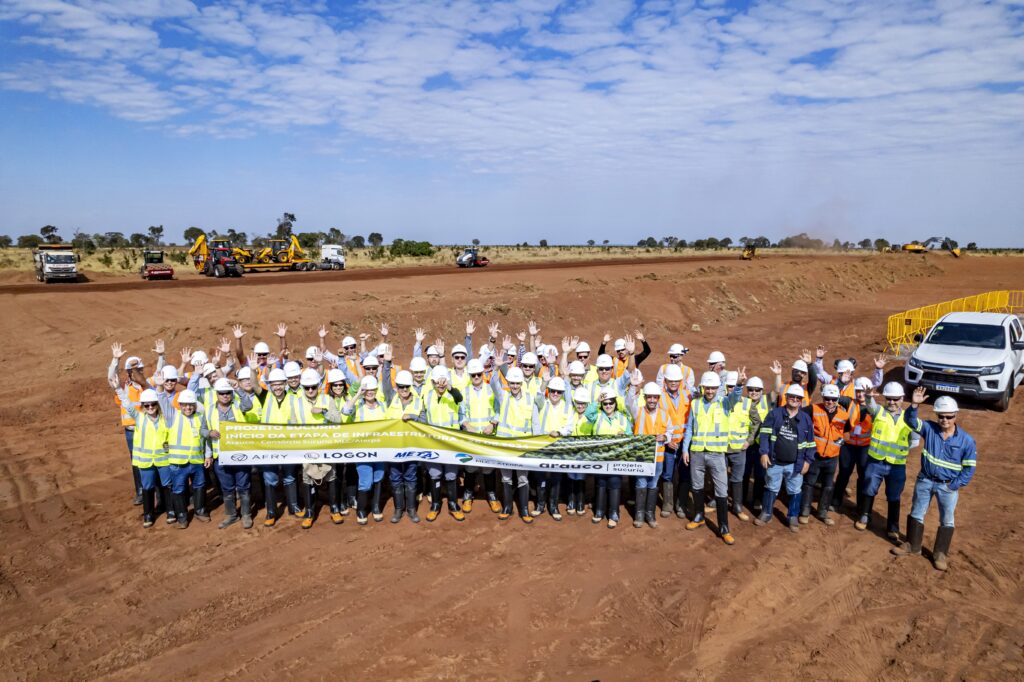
[823,397,838,403]
[936,414,956,421]
[343,345,356,350]
[469,373,483,378]
[141,402,158,408]
[452,354,467,360]
[216,391,233,397]
[601,400,616,406]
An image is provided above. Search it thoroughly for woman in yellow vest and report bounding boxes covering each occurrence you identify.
[164,389,209,529]
[531,376,573,521]
[591,388,630,529]
[332,375,389,525]
[382,369,425,523]
[320,368,353,522]
[118,386,170,528]
[422,365,466,522]
[723,371,763,524]
[205,378,258,529]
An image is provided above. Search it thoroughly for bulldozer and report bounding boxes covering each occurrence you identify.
[901,237,961,257]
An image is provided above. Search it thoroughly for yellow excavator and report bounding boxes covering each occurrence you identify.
[902,237,961,257]
[254,236,307,264]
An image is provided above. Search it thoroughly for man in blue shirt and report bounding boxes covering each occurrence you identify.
[753,384,816,532]
[891,395,977,571]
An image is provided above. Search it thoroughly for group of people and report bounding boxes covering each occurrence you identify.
[108,320,977,571]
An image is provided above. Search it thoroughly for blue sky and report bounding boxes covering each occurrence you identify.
[1,0,1022,246]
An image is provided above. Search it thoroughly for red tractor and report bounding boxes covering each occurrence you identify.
[140,250,175,280]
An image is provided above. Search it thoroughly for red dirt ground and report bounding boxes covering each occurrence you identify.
[0,253,1021,680]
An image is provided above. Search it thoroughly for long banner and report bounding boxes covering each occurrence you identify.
[218,419,659,476]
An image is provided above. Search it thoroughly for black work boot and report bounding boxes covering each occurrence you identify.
[499,482,514,520]
[607,487,621,528]
[731,481,749,521]
[446,480,465,521]
[405,482,420,523]
[484,472,500,513]
[674,486,689,519]
[855,494,874,531]
[132,466,143,506]
[175,493,189,529]
[891,515,924,556]
[687,490,706,530]
[592,486,607,524]
[371,480,384,522]
[219,492,238,529]
[391,484,406,523]
[533,482,547,517]
[517,485,533,524]
[886,500,901,542]
[141,488,156,528]
[263,485,278,527]
[301,485,316,529]
[633,487,648,528]
[284,482,302,516]
[426,479,442,522]
[818,482,835,522]
[716,496,733,545]
[548,477,562,521]
[193,487,210,522]
[661,480,673,518]
[356,490,369,525]
[240,491,253,529]
[646,486,658,528]
[344,483,357,515]
[163,486,176,523]
[328,477,344,524]
[932,526,955,571]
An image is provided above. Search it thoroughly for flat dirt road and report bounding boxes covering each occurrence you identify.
[1,254,1022,680]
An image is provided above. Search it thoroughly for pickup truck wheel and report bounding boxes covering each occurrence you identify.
[995,385,1012,412]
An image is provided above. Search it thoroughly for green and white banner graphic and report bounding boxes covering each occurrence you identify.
[219,419,659,476]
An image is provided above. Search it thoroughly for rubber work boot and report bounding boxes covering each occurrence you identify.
[447,480,465,521]
[633,487,647,528]
[284,482,302,517]
[532,483,547,517]
[498,482,513,520]
[886,500,901,543]
[343,483,357,516]
[645,486,658,529]
[661,480,673,518]
[219,492,238,529]
[405,482,420,523]
[932,526,954,571]
[517,485,533,524]
[164,486,176,524]
[891,515,924,557]
[674,486,688,519]
[591,485,607,524]
[754,490,776,526]
[301,485,315,529]
[717,496,734,545]
[426,479,442,522]
[686,491,706,530]
[818,481,835,522]
[175,493,189,529]
[356,490,370,526]
[264,486,278,527]
[328,477,344,524]
[371,480,384,522]
[607,487,621,529]
[548,478,562,521]
[240,491,253,529]
[391,484,406,523]
[485,475,501,513]
[854,495,875,531]
[193,487,210,522]
[731,481,749,522]
[142,488,156,528]
[462,472,475,513]
[566,481,578,516]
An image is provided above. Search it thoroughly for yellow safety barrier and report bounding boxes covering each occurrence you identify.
[886,290,1024,354]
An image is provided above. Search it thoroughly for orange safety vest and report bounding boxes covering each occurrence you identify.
[844,401,873,447]
[117,383,143,427]
[812,404,849,458]
[614,356,629,378]
[778,382,811,407]
[830,378,856,399]
[658,363,695,389]
[634,405,669,459]
[659,390,691,448]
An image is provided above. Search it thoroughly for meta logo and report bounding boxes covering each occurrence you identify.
[393,450,438,460]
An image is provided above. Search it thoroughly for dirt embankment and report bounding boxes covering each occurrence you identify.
[0,253,1021,680]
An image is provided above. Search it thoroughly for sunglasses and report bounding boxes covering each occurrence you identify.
[470,373,482,378]
[521,364,535,369]
[343,345,356,350]
[216,391,233,396]
[304,385,319,390]
[936,414,956,420]
[885,397,901,402]
[823,397,838,402]
[786,396,802,401]
[601,400,617,406]
[668,354,681,360]
[549,389,564,394]
[330,382,347,388]
[396,384,411,389]
[256,353,268,357]
[577,353,589,358]
[599,367,612,372]
[141,402,158,408]
[748,387,763,392]
[452,355,467,360]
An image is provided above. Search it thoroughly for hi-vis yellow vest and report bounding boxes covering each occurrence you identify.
[166,411,204,465]
[496,393,532,438]
[868,408,913,465]
[727,398,753,451]
[385,393,422,420]
[536,399,572,434]
[594,411,629,436]
[132,414,169,469]
[205,401,256,459]
[261,393,298,425]
[690,399,728,453]
[424,389,460,428]
[464,384,496,430]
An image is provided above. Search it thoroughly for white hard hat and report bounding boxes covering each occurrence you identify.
[326,368,345,384]
[700,371,721,388]
[409,356,428,372]
[479,346,495,360]
[342,336,356,347]
[576,341,591,353]
[854,377,873,391]
[190,350,208,366]
[572,387,591,404]
[124,356,143,369]
[426,345,440,357]
[359,376,379,391]
[746,376,764,390]
[785,384,805,398]
[451,344,468,356]
[613,338,626,351]
[178,389,197,404]
[430,365,450,382]
[362,355,379,368]
[300,368,320,387]
[668,343,685,355]
[547,377,567,392]
[821,384,841,399]
[506,367,524,383]
[395,370,414,386]
[284,361,302,378]
[598,389,617,403]
[375,344,388,356]
[201,362,216,377]
[725,371,738,386]
[521,352,538,365]
[140,388,159,403]
[305,345,318,359]
[837,359,855,373]
[663,364,684,382]
[161,365,179,381]
[882,382,905,398]
[568,360,586,375]
[268,368,287,383]
[253,341,271,354]
[643,382,662,396]
[707,351,726,364]
[933,396,959,413]
[467,359,484,374]
[792,359,809,372]
[214,378,233,393]
[595,354,614,369]
[543,344,558,356]
[236,366,252,380]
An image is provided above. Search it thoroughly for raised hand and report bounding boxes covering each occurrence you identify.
[380,322,389,338]
[769,360,782,375]
[570,336,580,350]
[488,322,500,338]
[602,331,611,343]
[152,338,165,355]
[516,330,526,343]
[738,366,747,384]
[212,350,222,366]
[219,337,231,353]
[111,342,125,359]
[874,354,887,369]
[247,352,259,368]
[275,323,287,338]
[630,369,643,386]
[561,336,571,353]
[383,344,393,362]
[800,348,812,364]
[633,328,645,342]
[359,332,370,342]
[232,324,245,340]
[435,339,445,356]
[314,349,324,363]
[624,334,635,354]
[502,335,513,351]
[465,320,475,335]
[546,347,557,363]
[318,325,328,339]
[179,347,192,364]
[912,386,928,405]
[528,320,539,336]
[816,345,827,359]
[415,328,426,343]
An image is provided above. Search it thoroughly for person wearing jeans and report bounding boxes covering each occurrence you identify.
[754,384,816,532]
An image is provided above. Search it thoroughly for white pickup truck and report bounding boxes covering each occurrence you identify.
[904,311,1024,411]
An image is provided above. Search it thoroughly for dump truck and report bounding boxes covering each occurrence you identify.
[188,234,244,278]
[33,244,80,283]
[140,250,174,280]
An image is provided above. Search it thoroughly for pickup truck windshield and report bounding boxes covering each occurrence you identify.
[926,322,1006,349]
[45,254,75,264]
